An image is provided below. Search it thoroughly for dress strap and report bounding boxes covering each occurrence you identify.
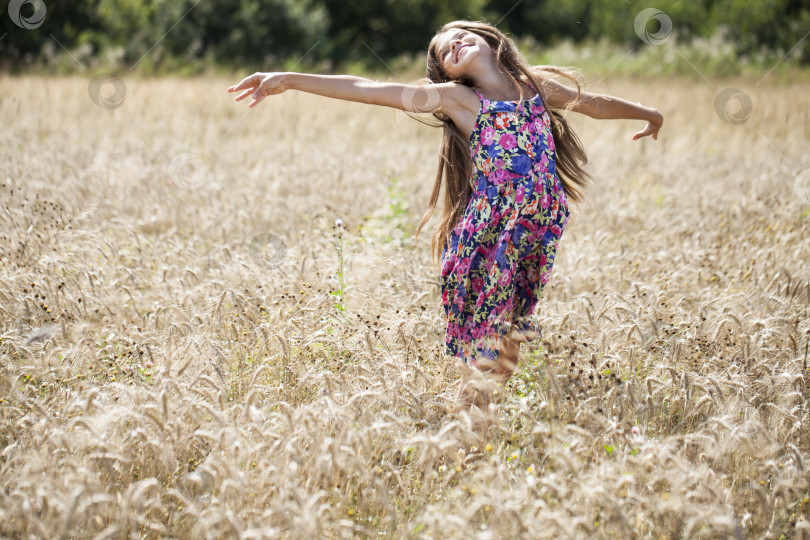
[471,86,484,100]
[527,82,547,108]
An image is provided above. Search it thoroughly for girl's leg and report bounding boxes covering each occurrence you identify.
[455,330,526,409]
[481,331,521,385]
[455,363,493,409]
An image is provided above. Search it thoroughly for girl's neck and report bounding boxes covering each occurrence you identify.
[468,61,530,101]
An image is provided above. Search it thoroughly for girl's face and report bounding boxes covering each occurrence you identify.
[434,28,492,79]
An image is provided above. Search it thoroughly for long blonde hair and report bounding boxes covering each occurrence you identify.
[414,20,593,265]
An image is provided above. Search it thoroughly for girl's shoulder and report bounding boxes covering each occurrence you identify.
[436,81,481,117]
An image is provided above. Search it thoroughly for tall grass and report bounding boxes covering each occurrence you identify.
[0,74,808,538]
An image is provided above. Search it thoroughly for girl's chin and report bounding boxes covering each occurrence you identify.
[448,68,468,79]
[452,55,472,72]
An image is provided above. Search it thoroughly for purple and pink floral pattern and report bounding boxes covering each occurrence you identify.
[440,86,571,366]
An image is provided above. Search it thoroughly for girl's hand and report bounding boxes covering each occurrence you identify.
[632,108,663,141]
[227,72,289,108]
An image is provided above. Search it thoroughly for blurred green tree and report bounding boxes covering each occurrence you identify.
[0,0,807,72]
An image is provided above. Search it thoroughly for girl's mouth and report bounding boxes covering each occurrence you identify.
[455,44,469,63]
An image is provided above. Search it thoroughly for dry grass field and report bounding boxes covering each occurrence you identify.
[1,72,809,538]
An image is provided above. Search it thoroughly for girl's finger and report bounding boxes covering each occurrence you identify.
[248,94,266,108]
[227,81,248,92]
[228,77,258,93]
[234,89,255,102]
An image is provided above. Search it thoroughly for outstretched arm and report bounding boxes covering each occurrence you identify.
[539,77,663,141]
[227,71,473,116]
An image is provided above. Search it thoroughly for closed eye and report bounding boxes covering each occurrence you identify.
[441,31,467,60]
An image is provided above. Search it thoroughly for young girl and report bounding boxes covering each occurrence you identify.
[228,20,663,406]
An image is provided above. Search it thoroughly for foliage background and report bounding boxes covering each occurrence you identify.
[2,0,809,76]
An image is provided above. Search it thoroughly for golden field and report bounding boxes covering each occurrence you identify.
[1,73,809,538]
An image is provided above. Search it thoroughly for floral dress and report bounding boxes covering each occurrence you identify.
[440,85,570,366]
